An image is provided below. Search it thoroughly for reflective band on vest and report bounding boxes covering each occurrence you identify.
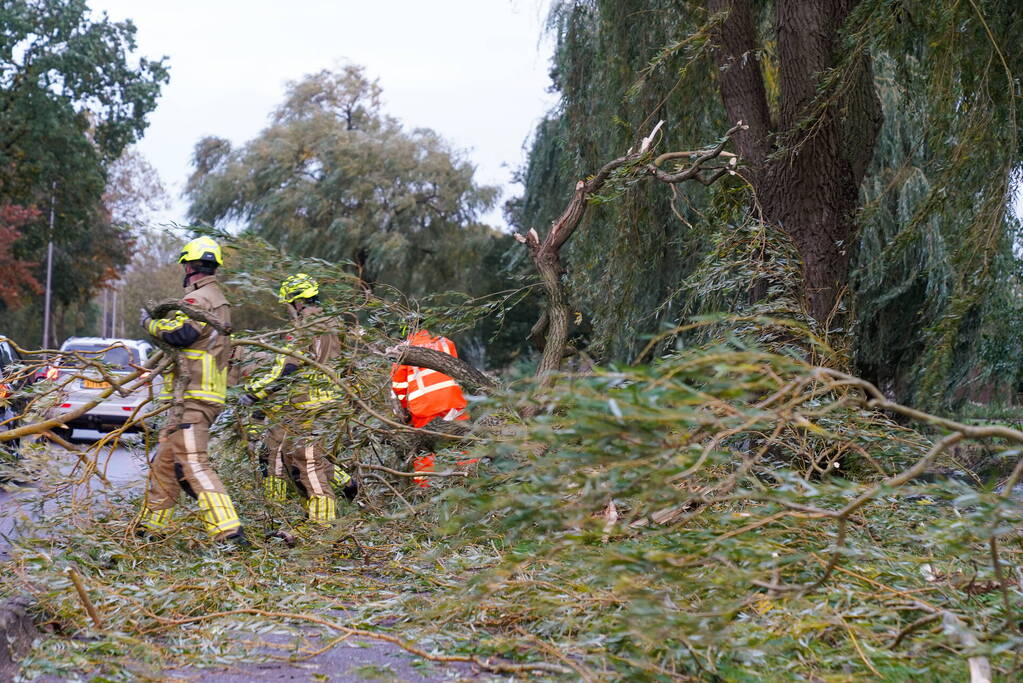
[407,379,458,401]
[158,349,228,404]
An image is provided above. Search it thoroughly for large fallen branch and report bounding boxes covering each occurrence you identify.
[232,338,481,443]
[0,353,169,442]
[2,299,229,442]
[741,366,1023,596]
[383,344,497,394]
[516,121,745,387]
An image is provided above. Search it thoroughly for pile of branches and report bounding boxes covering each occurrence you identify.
[2,126,1022,680]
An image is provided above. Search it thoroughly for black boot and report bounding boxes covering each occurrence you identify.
[220,529,251,549]
[340,480,358,502]
[266,528,298,548]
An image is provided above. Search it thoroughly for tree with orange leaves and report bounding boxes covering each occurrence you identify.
[0,205,42,309]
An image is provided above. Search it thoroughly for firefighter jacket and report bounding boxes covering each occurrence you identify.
[147,275,232,406]
[391,330,468,428]
[245,306,341,409]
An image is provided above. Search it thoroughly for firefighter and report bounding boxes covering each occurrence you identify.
[137,236,247,546]
[240,274,355,527]
[390,321,471,486]
[231,347,290,503]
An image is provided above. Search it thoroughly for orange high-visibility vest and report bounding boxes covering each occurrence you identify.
[391,330,469,428]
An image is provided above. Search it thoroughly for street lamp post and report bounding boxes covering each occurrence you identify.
[41,195,55,349]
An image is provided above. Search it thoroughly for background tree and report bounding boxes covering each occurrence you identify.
[95,149,172,338]
[186,65,501,299]
[185,64,536,367]
[0,204,43,308]
[116,230,185,339]
[103,148,170,228]
[0,0,168,345]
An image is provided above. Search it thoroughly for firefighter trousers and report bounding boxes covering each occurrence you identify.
[259,423,289,501]
[139,400,242,539]
[262,412,336,523]
[260,423,352,508]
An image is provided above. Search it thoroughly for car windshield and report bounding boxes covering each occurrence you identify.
[61,343,139,370]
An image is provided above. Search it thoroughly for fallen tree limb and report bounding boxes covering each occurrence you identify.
[358,463,468,478]
[233,339,483,443]
[147,299,232,335]
[0,353,170,442]
[516,120,745,386]
[383,344,497,394]
[145,607,571,676]
[40,431,110,486]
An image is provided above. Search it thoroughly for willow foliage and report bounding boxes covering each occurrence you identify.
[516,0,1023,409]
[185,65,501,300]
[2,227,1023,680]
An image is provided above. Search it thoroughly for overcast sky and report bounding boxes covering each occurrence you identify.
[89,0,557,231]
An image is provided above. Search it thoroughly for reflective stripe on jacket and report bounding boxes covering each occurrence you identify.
[244,306,340,410]
[246,349,292,399]
[151,276,232,405]
[391,330,468,428]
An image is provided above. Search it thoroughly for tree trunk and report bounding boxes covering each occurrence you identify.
[353,247,374,294]
[709,0,882,325]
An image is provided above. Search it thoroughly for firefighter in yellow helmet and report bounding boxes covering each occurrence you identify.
[136,236,248,547]
[240,274,355,530]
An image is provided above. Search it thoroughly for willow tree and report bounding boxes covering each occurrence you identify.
[185,65,501,299]
[516,0,1023,407]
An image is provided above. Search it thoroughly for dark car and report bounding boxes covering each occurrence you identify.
[0,336,27,460]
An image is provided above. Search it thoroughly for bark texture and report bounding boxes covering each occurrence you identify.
[710,0,882,323]
[384,345,497,394]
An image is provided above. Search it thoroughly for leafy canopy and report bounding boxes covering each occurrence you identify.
[515,0,1023,409]
[186,65,501,299]
[0,0,168,342]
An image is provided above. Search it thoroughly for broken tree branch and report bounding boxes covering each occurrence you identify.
[383,344,497,394]
[517,121,744,387]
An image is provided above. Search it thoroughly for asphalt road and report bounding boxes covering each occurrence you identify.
[2,431,489,681]
[0,429,145,560]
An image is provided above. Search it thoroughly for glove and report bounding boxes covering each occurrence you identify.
[139,308,152,331]
[238,393,257,407]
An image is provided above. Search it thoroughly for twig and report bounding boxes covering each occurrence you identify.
[364,474,415,515]
[146,608,570,675]
[66,567,103,629]
[891,613,940,648]
[839,615,880,677]
[513,625,597,682]
[41,431,110,486]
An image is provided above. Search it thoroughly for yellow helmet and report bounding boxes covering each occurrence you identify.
[178,236,223,265]
[279,273,320,303]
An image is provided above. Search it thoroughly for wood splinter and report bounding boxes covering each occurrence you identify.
[66,566,104,629]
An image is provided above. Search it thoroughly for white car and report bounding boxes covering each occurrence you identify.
[46,337,162,433]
